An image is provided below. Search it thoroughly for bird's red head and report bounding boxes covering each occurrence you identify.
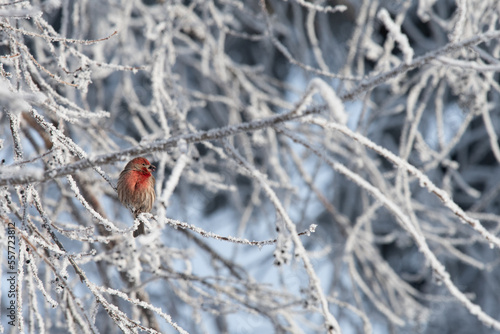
[126,157,156,173]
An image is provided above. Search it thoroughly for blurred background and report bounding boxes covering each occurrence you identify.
[1,0,500,333]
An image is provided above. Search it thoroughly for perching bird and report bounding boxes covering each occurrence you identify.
[117,157,156,237]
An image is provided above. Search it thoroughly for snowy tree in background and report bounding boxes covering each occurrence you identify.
[1,0,500,333]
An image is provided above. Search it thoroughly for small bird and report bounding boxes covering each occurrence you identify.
[117,157,156,237]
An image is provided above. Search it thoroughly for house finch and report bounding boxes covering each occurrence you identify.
[117,157,156,237]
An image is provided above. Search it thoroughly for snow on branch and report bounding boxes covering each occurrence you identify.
[293,0,347,14]
[437,56,500,71]
[157,216,317,248]
[10,223,98,333]
[0,21,118,45]
[307,78,347,124]
[377,8,414,64]
[94,284,189,334]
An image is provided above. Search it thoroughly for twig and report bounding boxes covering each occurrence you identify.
[162,217,317,247]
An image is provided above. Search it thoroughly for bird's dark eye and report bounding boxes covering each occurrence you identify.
[142,163,146,166]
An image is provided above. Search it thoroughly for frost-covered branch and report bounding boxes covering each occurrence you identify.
[0,105,322,186]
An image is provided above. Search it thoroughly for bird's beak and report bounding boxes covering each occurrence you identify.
[149,164,156,172]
